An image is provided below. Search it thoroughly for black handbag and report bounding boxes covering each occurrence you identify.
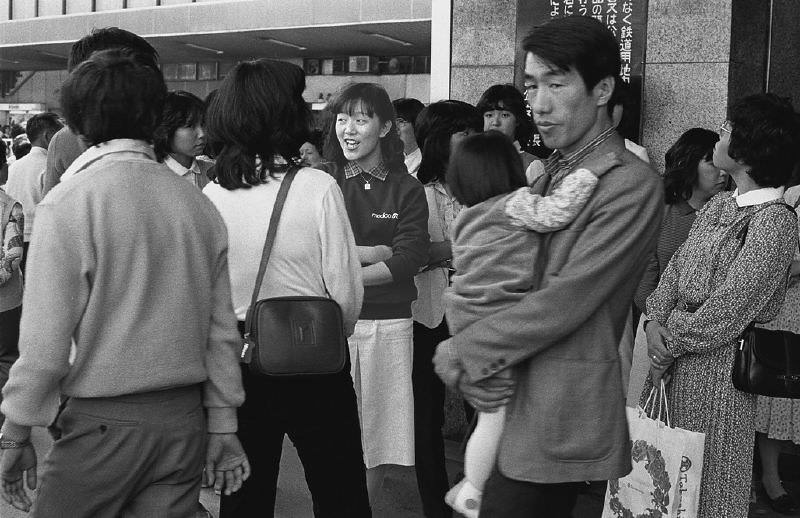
[240,167,347,377]
[731,201,800,398]
[733,327,800,398]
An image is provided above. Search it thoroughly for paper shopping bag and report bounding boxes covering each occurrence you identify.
[671,425,705,517]
[602,385,704,518]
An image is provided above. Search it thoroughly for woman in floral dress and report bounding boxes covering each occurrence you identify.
[643,93,800,518]
[754,182,800,514]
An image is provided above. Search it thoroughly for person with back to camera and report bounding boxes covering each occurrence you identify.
[321,82,429,507]
[643,93,800,518]
[153,90,213,190]
[0,48,248,517]
[392,98,425,177]
[433,16,663,516]
[41,27,159,197]
[203,59,370,518]
[409,98,482,518]
[440,131,620,517]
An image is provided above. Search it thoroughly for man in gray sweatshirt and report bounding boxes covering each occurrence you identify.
[0,49,248,516]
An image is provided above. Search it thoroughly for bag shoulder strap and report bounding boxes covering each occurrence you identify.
[736,201,797,246]
[244,167,299,333]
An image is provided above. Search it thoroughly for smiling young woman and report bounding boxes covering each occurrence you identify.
[322,82,430,506]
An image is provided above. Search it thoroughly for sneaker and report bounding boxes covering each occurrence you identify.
[445,478,481,518]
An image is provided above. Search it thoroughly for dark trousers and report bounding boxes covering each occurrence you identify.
[480,467,584,517]
[0,304,21,428]
[412,320,451,518]
[220,363,370,518]
[32,385,205,518]
[19,241,29,276]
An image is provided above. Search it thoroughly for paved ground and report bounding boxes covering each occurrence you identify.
[2,427,798,517]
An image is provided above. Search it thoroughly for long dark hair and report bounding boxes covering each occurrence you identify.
[663,128,719,204]
[446,131,526,207]
[415,100,482,185]
[323,83,406,176]
[205,59,310,190]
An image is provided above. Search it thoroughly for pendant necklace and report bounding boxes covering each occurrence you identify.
[359,173,372,190]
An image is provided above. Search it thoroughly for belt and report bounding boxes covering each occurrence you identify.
[676,301,702,313]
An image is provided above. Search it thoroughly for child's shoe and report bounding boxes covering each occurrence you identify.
[445,478,482,518]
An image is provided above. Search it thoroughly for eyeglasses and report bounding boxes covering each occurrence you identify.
[719,121,732,136]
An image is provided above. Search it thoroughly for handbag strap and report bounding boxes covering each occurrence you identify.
[244,167,299,335]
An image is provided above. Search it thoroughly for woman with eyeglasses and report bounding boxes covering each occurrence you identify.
[642,94,800,518]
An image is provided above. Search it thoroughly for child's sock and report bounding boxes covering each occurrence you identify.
[445,478,482,518]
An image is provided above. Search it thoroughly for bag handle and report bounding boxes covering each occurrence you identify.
[243,167,299,349]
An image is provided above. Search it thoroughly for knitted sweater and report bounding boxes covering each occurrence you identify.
[1,140,244,432]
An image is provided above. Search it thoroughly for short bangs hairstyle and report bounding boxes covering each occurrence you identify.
[392,97,425,128]
[446,131,527,207]
[476,84,534,144]
[323,83,406,175]
[727,93,800,188]
[663,128,719,204]
[60,48,166,147]
[205,59,310,190]
[153,91,205,161]
[522,15,621,92]
[415,100,482,185]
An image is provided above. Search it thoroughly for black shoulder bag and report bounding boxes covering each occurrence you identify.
[732,201,800,398]
[240,168,348,377]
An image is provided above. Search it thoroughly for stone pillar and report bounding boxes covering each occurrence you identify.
[641,0,732,173]
[449,0,517,105]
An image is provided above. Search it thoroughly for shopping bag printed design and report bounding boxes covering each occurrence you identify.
[602,384,705,518]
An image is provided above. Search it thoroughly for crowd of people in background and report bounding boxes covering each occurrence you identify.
[0,13,798,518]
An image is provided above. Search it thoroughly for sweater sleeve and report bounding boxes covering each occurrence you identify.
[383,180,430,282]
[203,241,245,433]
[0,202,87,426]
[505,169,598,232]
[320,182,364,337]
[0,202,23,285]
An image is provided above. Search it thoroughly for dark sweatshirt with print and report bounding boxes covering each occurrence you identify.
[324,162,429,319]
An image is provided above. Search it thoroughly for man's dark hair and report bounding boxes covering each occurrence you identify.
[8,124,25,139]
[476,84,534,145]
[523,16,620,92]
[153,91,205,161]
[727,93,800,188]
[446,131,527,207]
[60,49,166,146]
[392,98,425,129]
[12,138,31,160]
[323,82,407,176]
[205,59,311,190]
[415,100,482,185]
[68,27,158,72]
[305,129,324,153]
[663,128,719,204]
[25,112,63,144]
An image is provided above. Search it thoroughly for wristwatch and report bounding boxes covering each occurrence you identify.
[0,433,30,449]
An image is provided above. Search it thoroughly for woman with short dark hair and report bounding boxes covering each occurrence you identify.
[476,84,537,172]
[203,59,370,517]
[643,93,800,517]
[153,90,212,189]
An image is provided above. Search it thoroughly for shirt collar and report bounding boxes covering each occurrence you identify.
[732,186,785,207]
[61,139,156,183]
[164,155,201,177]
[344,161,389,181]
[543,125,617,180]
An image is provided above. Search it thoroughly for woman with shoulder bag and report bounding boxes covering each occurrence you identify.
[642,93,800,518]
[203,59,370,517]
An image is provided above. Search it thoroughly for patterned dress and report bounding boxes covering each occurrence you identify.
[643,191,797,518]
[755,185,800,444]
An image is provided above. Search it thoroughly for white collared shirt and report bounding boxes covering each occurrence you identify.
[164,155,207,190]
[5,146,47,241]
[733,186,786,207]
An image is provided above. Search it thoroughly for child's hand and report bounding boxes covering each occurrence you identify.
[581,152,621,178]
